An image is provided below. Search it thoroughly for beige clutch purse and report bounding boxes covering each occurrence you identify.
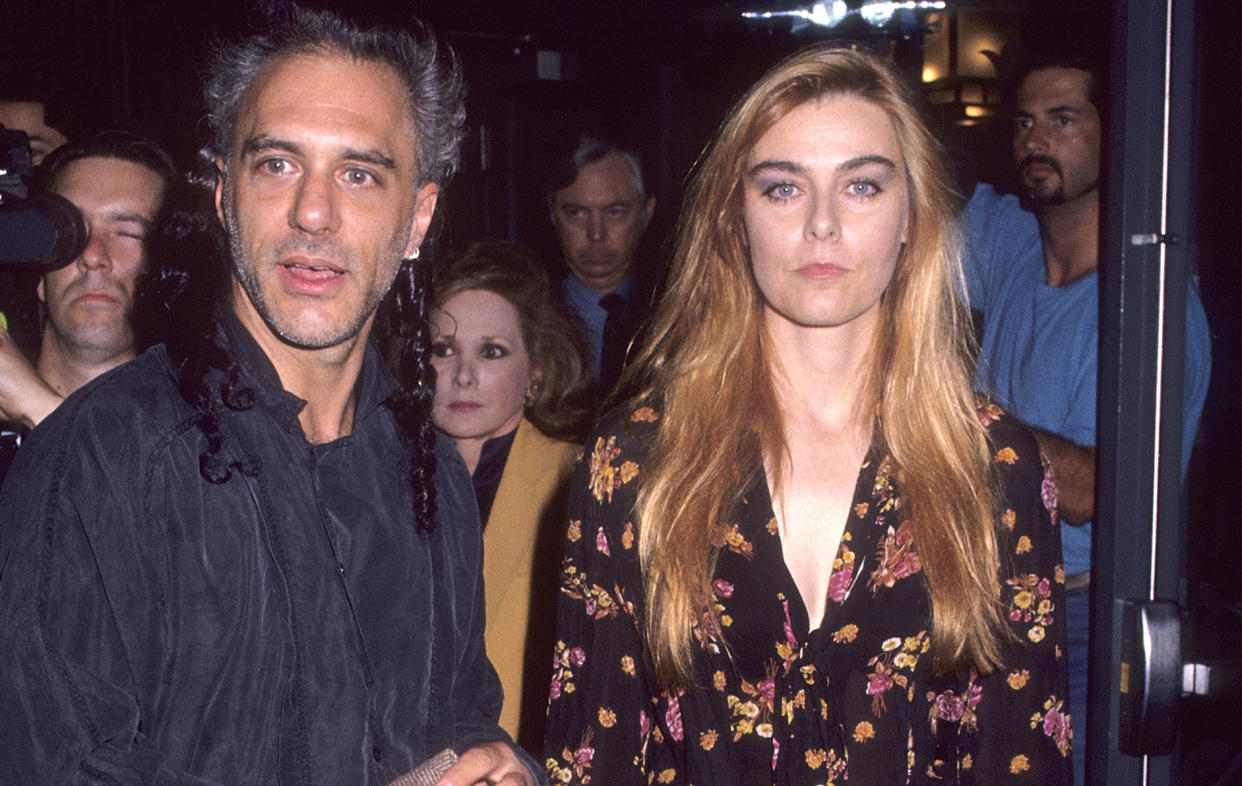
[387,748,459,786]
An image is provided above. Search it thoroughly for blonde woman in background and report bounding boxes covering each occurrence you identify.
[544,47,1071,784]
[430,240,591,754]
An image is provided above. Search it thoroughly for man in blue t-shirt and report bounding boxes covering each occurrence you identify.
[962,53,1211,784]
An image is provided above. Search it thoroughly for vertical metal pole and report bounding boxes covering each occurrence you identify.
[1095,0,1193,782]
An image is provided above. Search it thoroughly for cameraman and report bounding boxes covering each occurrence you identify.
[0,130,177,484]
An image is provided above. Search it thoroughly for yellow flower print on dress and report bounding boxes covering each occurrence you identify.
[1007,573,1056,641]
[833,624,859,643]
[587,436,633,504]
[630,406,659,423]
[699,729,718,750]
[712,523,755,560]
[994,446,1019,464]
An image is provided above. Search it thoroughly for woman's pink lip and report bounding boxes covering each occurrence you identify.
[448,401,482,412]
[797,263,847,279]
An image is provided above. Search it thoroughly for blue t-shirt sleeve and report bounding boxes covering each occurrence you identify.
[961,183,1042,313]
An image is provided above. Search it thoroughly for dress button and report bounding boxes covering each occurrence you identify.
[372,745,383,762]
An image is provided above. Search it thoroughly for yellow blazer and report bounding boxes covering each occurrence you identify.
[483,418,579,752]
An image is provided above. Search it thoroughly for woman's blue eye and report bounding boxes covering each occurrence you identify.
[765,183,798,202]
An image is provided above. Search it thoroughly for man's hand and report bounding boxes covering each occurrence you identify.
[0,325,62,429]
[436,741,535,786]
[1031,427,1096,524]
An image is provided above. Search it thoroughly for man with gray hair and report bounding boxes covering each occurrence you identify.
[0,4,537,784]
[546,132,657,400]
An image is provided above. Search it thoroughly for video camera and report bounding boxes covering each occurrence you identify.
[0,125,87,270]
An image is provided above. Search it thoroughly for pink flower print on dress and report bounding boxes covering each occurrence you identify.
[665,692,685,741]
[1041,468,1059,517]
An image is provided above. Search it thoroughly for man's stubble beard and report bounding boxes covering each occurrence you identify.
[220,186,409,351]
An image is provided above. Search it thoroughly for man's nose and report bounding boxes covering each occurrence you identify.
[586,212,606,242]
[289,171,339,235]
[77,228,111,271]
[1021,120,1050,152]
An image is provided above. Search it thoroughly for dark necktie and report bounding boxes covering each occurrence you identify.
[598,293,628,399]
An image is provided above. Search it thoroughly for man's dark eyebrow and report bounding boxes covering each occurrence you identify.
[240,134,301,158]
[239,134,397,170]
[107,211,153,227]
[341,147,397,170]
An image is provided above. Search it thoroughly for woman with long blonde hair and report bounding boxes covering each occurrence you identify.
[544,46,1071,784]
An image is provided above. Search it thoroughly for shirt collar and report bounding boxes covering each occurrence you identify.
[219,311,399,430]
[563,270,638,311]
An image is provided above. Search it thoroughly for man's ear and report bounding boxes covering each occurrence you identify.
[213,157,227,225]
[642,194,656,227]
[402,182,440,259]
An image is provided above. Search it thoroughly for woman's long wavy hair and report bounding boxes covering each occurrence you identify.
[627,46,1010,689]
[431,240,593,441]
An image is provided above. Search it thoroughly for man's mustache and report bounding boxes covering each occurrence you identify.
[1018,154,1062,178]
[65,278,128,302]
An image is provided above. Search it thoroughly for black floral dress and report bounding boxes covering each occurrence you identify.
[544,403,1073,785]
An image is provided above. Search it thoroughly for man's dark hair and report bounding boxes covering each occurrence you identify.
[174,2,465,534]
[544,131,649,206]
[1015,51,1107,116]
[1002,24,1108,123]
[203,2,465,187]
[35,129,178,196]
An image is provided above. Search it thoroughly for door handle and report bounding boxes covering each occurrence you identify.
[1118,598,1180,756]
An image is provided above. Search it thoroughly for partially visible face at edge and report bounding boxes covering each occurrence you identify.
[552,151,655,294]
[429,288,535,447]
[38,156,166,361]
[1012,67,1102,207]
[0,100,69,165]
[742,95,910,339]
[215,51,439,353]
